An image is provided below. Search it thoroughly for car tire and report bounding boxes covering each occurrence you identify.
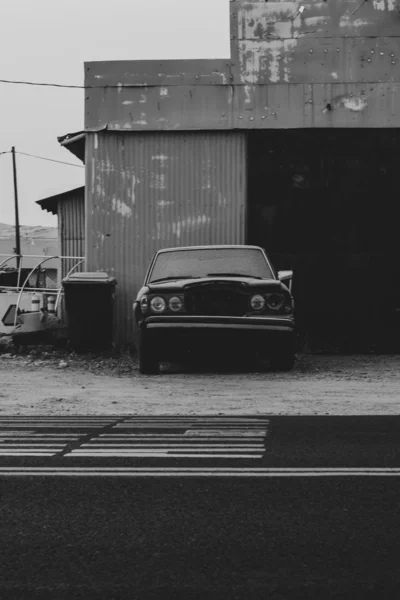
[138,333,159,375]
[269,349,296,372]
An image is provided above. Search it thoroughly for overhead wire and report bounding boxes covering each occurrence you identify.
[16,151,84,168]
[0,79,85,89]
[0,78,145,90]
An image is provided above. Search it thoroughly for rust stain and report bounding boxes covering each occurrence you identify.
[330,93,368,112]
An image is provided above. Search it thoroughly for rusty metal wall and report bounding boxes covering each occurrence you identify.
[58,190,85,279]
[85,0,400,130]
[85,131,246,345]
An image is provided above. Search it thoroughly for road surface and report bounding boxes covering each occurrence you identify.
[0,415,399,598]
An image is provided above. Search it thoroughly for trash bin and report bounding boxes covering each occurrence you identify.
[62,272,116,352]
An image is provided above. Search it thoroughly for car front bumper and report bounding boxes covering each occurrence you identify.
[140,315,295,354]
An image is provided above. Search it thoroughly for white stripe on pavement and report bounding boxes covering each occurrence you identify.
[0,467,400,477]
[98,436,266,440]
[65,453,263,458]
[81,444,264,448]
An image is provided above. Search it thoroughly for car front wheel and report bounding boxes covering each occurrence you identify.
[138,332,159,375]
[269,348,296,372]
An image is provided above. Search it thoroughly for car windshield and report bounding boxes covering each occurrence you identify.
[148,248,274,283]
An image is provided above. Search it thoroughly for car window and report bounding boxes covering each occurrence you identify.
[148,248,274,282]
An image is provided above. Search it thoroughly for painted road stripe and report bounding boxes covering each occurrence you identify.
[0,435,80,444]
[114,423,267,426]
[0,450,58,456]
[2,467,400,472]
[82,438,264,448]
[118,419,266,422]
[66,453,263,458]
[118,423,266,425]
[69,448,264,452]
[98,436,265,440]
[0,421,114,424]
[0,425,107,428]
[1,467,400,477]
[0,440,66,449]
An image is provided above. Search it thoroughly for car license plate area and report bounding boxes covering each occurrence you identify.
[186,288,247,317]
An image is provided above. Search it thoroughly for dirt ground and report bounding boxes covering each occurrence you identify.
[0,350,399,415]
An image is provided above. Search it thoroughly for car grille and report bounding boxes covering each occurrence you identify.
[185,286,248,317]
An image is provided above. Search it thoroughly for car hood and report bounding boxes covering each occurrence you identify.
[146,276,282,293]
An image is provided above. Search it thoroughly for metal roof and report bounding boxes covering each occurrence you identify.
[36,186,85,215]
[58,131,86,163]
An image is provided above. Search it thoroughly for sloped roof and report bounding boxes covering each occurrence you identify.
[58,131,85,163]
[36,186,85,215]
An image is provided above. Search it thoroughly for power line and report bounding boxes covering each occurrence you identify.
[0,78,147,90]
[16,151,84,168]
[0,79,85,89]
[0,151,10,156]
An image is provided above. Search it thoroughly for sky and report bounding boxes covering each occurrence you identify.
[0,0,230,227]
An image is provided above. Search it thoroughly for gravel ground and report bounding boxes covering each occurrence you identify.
[0,350,399,415]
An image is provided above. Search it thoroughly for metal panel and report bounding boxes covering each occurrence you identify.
[86,60,232,87]
[84,0,400,131]
[85,131,246,345]
[237,37,400,85]
[86,82,400,130]
[59,190,85,279]
[234,0,400,40]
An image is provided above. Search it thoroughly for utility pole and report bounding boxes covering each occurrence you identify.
[11,147,21,270]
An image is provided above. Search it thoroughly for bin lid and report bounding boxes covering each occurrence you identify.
[62,272,116,285]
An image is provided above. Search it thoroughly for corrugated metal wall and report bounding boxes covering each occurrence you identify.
[85,131,246,345]
[58,190,85,279]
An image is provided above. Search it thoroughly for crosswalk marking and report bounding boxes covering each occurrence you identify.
[0,417,118,456]
[66,417,269,459]
[0,416,269,459]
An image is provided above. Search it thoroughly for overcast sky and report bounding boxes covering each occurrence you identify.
[0,0,230,227]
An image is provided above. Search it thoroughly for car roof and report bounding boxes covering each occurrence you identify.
[156,245,265,254]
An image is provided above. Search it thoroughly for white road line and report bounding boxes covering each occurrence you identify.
[0,467,400,477]
[114,422,268,425]
[2,467,400,472]
[0,452,57,456]
[66,453,263,458]
[0,437,80,440]
[81,444,264,448]
[0,421,113,424]
[114,422,267,425]
[98,437,266,440]
[71,447,263,452]
[0,440,66,449]
[0,425,105,428]
[119,419,266,422]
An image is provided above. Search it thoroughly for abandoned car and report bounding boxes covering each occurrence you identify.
[133,245,295,374]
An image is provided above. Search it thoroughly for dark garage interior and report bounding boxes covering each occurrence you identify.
[247,129,400,353]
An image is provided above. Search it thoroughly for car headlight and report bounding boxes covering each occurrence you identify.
[150,296,166,313]
[168,296,183,312]
[265,293,284,311]
[250,294,266,311]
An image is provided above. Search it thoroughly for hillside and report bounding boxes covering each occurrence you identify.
[0,223,57,241]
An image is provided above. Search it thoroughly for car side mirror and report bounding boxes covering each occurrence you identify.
[278,270,293,291]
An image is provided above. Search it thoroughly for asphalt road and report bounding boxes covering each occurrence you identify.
[0,416,400,599]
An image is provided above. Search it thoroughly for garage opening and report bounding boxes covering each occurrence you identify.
[247,129,400,353]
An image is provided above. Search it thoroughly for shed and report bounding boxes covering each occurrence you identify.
[36,186,85,279]
[60,0,400,351]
